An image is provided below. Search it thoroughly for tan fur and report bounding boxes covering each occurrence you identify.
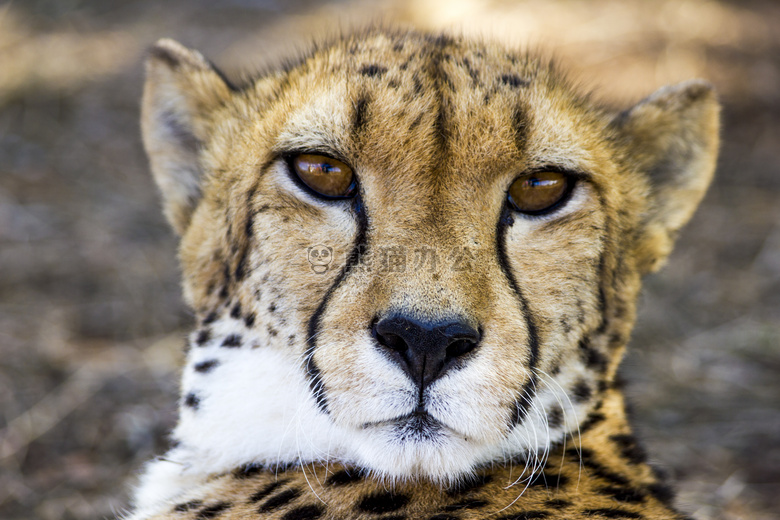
[136,28,719,520]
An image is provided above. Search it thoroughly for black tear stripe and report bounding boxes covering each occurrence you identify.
[495,205,540,428]
[304,196,369,413]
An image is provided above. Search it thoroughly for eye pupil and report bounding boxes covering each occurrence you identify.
[291,153,355,198]
[508,171,572,214]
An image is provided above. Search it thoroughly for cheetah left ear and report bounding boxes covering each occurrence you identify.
[141,39,236,235]
[613,80,720,274]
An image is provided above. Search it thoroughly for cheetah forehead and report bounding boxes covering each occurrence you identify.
[227,31,607,190]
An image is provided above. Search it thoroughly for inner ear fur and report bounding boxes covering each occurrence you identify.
[141,39,235,235]
[613,80,720,274]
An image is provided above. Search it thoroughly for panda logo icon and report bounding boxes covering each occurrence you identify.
[307,245,333,274]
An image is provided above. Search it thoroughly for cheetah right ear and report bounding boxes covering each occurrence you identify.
[612,80,720,274]
[142,39,235,235]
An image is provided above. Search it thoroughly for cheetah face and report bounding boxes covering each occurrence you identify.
[142,32,718,482]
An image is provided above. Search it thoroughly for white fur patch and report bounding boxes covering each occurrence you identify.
[132,327,590,515]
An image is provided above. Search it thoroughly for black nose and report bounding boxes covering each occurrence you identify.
[372,315,481,390]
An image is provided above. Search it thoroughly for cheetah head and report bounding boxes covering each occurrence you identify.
[140,30,718,485]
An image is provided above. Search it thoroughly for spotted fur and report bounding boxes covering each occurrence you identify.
[129,28,719,519]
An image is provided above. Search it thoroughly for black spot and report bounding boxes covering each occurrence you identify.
[499,73,529,88]
[288,334,296,346]
[267,326,278,337]
[586,348,609,373]
[444,499,488,511]
[526,471,569,489]
[244,313,256,328]
[230,303,242,319]
[326,469,363,486]
[269,303,277,313]
[196,501,231,518]
[409,113,424,131]
[353,95,370,135]
[393,41,404,52]
[433,97,449,150]
[184,392,200,410]
[511,105,529,152]
[412,75,424,95]
[439,70,455,91]
[570,448,631,487]
[579,337,609,372]
[259,488,302,512]
[174,500,202,512]
[235,250,248,281]
[233,463,264,479]
[496,512,550,520]
[545,499,571,509]
[281,504,325,520]
[579,411,607,433]
[597,486,647,503]
[203,312,218,325]
[647,482,676,505]
[446,473,493,496]
[559,316,572,333]
[547,406,563,429]
[462,57,480,86]
[194,359,220,373]
[596,287,609,333]
[245,213,254,240]
[253,204,272,216]
[581,509,642,519]
[357,491,410,513]
[249,480,287,503]
[609,332,625,347]
[571,380,592,402]
[196,329,211,346]
[221,334,242,348]
[218,285,229,299]
[609,434,647,465]
[360,64,388,77]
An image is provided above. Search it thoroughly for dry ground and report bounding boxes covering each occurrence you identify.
[0,1,778,519]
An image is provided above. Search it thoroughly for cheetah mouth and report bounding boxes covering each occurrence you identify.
[364,408,461,441]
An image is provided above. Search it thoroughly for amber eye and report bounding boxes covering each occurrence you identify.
[507,171,572,214]
[290,154,356,198]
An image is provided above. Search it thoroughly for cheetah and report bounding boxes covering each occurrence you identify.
[129,28,719,520]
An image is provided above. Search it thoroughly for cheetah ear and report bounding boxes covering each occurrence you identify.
[141,39,235,235]
[613,80,720,274]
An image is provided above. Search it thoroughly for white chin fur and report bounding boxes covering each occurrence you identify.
[132,344,565,514]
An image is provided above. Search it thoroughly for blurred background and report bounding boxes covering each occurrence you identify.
[0,0,778,519]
